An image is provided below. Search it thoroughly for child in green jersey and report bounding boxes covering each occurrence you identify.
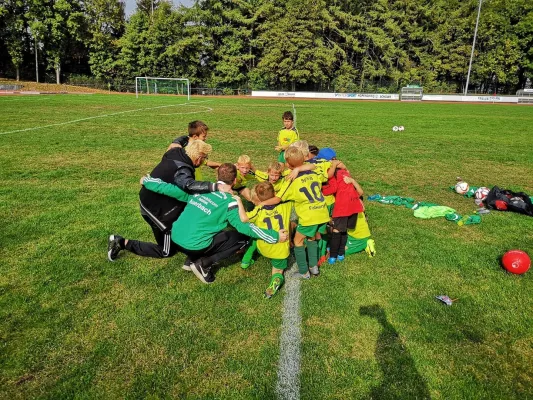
[241,182,292,298]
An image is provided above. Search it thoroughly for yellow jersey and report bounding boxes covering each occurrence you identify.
[277,164,330,226]
[246,202,292,259]
[277,127,300,148]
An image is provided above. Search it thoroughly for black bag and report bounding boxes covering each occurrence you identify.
[484,186,533,217]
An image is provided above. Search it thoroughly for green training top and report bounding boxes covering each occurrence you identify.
[142,177,280,250]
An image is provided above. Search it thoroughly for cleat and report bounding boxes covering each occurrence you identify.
[190,260,215,284]
[292,271,311,280]
[241,259,255,269]
[328,257,337,265]
[337,255,345,262]
[365,239,376,258]
[182,257,193,272]
[264,276,282,299]
[107,235,123,261]
[317,255,328,267]
[309,265,320,276]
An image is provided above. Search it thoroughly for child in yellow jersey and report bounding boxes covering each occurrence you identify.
[275,111,300,163]
[240,182,292,298]
[275,146,331,278]
[254,161,285,193]
[233,154,262,202]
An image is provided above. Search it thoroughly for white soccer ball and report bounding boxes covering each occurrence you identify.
[398,126,405,131]
[474,187,490,200]
[455,181,469,195]
[392,126,399,131]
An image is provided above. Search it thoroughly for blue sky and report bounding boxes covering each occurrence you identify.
[124,0,195,16]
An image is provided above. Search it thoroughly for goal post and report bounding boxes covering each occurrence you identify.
[135,77,190,100]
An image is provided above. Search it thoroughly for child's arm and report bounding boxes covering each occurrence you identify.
[284,163,316,181]
[321,176,338,196]
[259,196,282,206]
[206,160,221,169]
[344,176,364,196]
[232,195,249,222]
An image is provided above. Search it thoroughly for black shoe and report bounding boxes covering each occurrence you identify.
[107,234,124,261]
[182,257,193,272]
[190,259,215,284]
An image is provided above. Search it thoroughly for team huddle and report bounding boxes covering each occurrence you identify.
[108,113,376,298]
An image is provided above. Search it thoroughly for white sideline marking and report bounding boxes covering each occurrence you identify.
[0,100,214,136]
[276,267,302,400]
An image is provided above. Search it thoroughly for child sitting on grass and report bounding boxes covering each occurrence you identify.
[239,182,292,298]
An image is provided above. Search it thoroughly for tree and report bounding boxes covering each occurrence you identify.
[84,0,125,82]
[0,0,29,81]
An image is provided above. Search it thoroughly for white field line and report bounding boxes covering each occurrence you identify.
[0,100,213,136]
[276,267,302,400]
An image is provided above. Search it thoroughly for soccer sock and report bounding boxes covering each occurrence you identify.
[294,246,308,274]
[329,232,341,258]
[241,240,257,264]
[339,232,348,256]
[306,240,319,267]
[319,234,329,257]
[270,273,285,288]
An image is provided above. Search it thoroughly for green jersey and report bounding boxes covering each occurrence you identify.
[143,177,280,250]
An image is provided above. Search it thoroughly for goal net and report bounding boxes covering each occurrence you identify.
[135,77,190,100]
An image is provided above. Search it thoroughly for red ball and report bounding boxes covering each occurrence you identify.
[502,250,531,274]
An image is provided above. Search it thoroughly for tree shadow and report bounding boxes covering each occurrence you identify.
[360,305,431,400]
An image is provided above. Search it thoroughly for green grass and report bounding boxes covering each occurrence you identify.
[1,94,532,399]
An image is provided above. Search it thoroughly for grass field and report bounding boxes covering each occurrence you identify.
[1,94,533,399]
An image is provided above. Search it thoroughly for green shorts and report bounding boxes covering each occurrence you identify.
[271,258,288,270]
[327,203,334,216]
[278,151,286,163]
[296,223,327,237]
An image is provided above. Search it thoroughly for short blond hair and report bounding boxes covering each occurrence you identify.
[284,146,305,168]
[237,154,251,165]
[289,140,309,158]
[267,161,284,174]
[185,139,212,161]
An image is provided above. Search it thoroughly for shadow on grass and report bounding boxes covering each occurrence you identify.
[360,305,431,400]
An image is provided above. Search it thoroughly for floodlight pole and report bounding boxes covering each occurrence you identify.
[464,0,483,96]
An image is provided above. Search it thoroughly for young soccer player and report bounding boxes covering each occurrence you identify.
[241,182,292,298]
[254,161,285,192]
[275,146,330,278]
[167,120,221,180]
[275,111,299,162]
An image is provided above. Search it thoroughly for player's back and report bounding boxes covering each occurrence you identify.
[247,203,291,259]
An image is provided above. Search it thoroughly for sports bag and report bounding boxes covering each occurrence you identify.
[484,186,533,217]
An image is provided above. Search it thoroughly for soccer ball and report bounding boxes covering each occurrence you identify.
[398,126,405,131]
[502,250,531,274]
[474,187,490,201]
[455,181,469,195]
[392,126,399,131]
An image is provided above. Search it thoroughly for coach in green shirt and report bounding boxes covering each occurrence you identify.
[141,163,289,284]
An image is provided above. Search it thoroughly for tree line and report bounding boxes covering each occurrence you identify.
[1,0,532,94]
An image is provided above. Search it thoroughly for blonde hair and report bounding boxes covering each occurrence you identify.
[237,154,252,165]
[289,140,310,157]
[185,139,212,161]
[284,146,305,168]
[267,161,284,174]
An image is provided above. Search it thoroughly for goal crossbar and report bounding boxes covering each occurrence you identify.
[135,77,190,100]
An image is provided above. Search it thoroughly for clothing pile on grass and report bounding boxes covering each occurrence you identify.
[450,181,533,218]
[367,194,481,226]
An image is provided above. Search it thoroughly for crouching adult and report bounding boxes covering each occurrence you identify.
[108,140,232,261]
[141,163,289,284]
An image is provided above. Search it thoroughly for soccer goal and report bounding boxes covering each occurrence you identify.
[516,89,533,104]
[135,77,190,100]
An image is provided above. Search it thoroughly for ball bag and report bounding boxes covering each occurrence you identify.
[502,250,531,274]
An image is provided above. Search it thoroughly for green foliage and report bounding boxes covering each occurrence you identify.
[1,0,533,92]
